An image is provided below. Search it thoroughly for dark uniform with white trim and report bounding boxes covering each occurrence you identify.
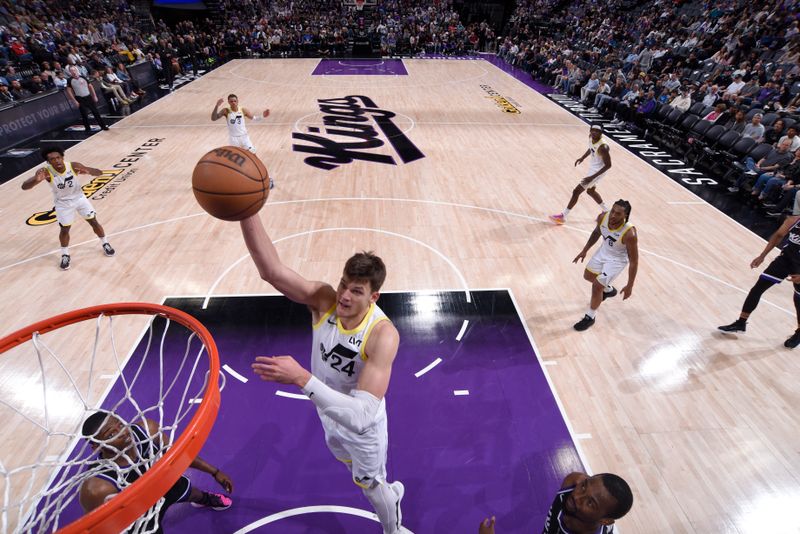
[542,486,614,534]
[88,424,191,534]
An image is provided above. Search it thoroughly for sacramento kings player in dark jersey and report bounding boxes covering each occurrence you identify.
[719,214,800,348]
[78,411,234,533]
[478,472,632,534]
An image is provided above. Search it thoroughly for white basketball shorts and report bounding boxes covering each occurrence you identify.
[229,134,256,153]
[318,400,389,488]
[586,249,628,287]
[55,196,96,226]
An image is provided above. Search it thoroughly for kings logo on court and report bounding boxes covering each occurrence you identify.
[292,96,425,171]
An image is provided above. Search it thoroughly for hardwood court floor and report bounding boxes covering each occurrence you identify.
[1,58,798,533]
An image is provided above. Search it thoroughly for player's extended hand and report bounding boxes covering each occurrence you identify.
[750,255,765,269]
[621,285,633,300]
[478,516,496,534]
[788,274,800,283]
[213,469,234,493]
[216,98,224,107]
[573,250,587,263]
[252,356,311,387]
[262,109,270,118]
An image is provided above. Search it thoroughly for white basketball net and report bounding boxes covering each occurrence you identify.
[0,311,219,534]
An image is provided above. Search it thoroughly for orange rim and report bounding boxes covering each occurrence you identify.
[0,303,220,534]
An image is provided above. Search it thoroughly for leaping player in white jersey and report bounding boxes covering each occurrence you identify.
[21,146,115,270]
[211,94,274,189]
[571,200,638,331]
[242,214,412,534]
[550,124,612,224]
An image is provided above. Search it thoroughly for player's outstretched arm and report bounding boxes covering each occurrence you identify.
[575,148,591,166]
[142,418,233,492]
[573,213,604,262]
[211,98,226,121]
[253,323,399,434]
[21,168,48,190]
[752,214,799,268]
[72,162,103,176]
[621,228,638,299]
[243,108,269,121]
[240,214,335,313]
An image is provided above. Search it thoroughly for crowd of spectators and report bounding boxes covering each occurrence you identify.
[0,0,498,111]
[495,0,800,219]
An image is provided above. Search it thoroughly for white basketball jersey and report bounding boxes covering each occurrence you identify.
[588,136,609,174]
[46,162,82,203]
[598,211,633,260]
[226,109,248,137]
[311,303,390,394]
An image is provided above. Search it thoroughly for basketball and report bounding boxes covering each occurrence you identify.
[192,146,270,221]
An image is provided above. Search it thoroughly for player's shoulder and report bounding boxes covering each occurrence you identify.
[368,317,399,347]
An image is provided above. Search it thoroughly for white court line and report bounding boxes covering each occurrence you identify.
[233,505,379,533]
[574,433,593,440]
[202,226,471,309]
[0,212,204,273]
[222,364,248,383]
[338,60,385,67]
[275,390,309,400]
[188,398,202,404]
[507,288,595,474]
[414,357,443,377]
[2,197,791,317]
[226,57,490,89]
[453,390,470,396]
[455,319,469,341]
[542,361,558,366]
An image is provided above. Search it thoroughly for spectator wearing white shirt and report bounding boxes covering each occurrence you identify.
[702,85,720,107]
[779,127,800,152]
[670,87,692,112]
[723,73,746,101]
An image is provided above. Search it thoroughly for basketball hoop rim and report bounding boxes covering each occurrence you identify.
[0,303,221,534]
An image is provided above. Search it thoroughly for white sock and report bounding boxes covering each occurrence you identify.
[562,207,571,217]
[363,481,402,534]
[100,236,108,244]
[603,285,614,293]
[61,247,69,256]
[585,308,597,319]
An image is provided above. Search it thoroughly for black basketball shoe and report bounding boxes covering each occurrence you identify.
[718,319,746,334]
[573,314,596,331]
[784,329,800,348]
